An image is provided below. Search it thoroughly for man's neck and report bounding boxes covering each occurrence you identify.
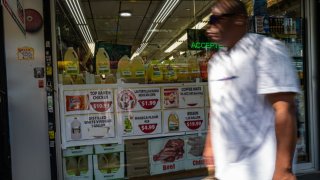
[226,31,247,51]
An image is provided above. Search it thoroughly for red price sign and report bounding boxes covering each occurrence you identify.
[185,120,203,130]
[138,99,158,109]
[90,102,112,112]
[139,124,157,133]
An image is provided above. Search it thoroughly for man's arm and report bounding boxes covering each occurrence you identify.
[266,92,297,180]
[203,127,214,176]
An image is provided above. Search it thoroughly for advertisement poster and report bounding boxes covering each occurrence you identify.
[64,89,114,115]
[65,113,115,141]
[149,136,185,175]
[116,88,161,112]
[163,86,204,109]
[185,135,205,169]
[119,111,162,136]
[163,108,205,133]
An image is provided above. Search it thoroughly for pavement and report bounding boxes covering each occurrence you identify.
[179,172,320,180]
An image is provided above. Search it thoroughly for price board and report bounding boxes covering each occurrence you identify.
[116,87,161,112]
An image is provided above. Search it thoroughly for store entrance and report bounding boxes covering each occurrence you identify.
[0,4,12,180]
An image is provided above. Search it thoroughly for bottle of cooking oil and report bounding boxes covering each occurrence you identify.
[64,47,79,75]
[147,60,163,83]
[117,55,132,79]
[131,55,145,82]
[187,55,200,80]
[175,56,189,82]
[161,59,177,82]
[95,48,110,76]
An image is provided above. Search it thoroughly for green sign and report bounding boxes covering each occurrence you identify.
[187,29,221,50]
[190,42,221,49]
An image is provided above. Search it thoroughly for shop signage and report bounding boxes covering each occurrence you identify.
[65,113,115,141]
[116,87,161,112]
[187,29,221,50]
[120,111,162,136]
[17,46,34,60]
[149,136,185,175]
[163,108,206,133]
[185,134,205,170]
[163,86,204,109]
[64,88,114,115]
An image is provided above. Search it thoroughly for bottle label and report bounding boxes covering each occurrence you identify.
[135,71,145,77]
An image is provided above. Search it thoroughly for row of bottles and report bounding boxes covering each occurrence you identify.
[254,16,301,35]
[61,47,209,84]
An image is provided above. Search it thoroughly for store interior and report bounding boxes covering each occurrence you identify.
[55,0,308,179]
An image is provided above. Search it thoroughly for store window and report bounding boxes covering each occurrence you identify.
[55,0,309,179]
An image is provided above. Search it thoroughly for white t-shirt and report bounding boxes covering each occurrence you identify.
[208,33,300,180]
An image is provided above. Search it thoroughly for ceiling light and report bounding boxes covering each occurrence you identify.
[164,13,211,53]
[132,0,180,58]
[120,11,132,17]
[65,0,95,54]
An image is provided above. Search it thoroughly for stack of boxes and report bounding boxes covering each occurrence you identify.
[63,146,93,180]
[125,139,150,178]
[93,144,125,180]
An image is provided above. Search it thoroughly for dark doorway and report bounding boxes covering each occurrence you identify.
[0,5,12,180]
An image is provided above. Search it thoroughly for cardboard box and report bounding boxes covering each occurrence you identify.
[93,144,125,180]
[126,151,149,165]
[126,163,150,178]
[185,134,206,170]
[163,108,206,133]
[119,111,162,136]
[63,146,93,180]
[149,136,185,175]
[125,139,148,152]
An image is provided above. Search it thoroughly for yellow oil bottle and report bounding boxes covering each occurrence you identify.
[187,55,200,80]
[64,47,79,75]
[117,55,132,79]
[147,60,163,83]
[95,48,110,76]
[131,56,146,82]
[161,59,177,82]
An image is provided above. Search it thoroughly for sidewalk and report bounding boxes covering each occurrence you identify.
[180,172,320,180]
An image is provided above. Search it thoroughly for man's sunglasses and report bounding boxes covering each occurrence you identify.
[208,14,236,25]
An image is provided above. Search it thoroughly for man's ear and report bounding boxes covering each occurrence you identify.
[233,15,246,26]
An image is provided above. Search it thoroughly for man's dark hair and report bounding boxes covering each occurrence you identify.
[213,0,248,17]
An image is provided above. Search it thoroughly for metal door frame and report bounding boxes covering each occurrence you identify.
[296,0,319,173]
[0,4,12,180]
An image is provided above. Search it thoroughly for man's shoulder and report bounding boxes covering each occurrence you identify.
[248,33,284,48]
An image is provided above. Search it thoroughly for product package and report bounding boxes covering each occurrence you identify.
[119,111,162,136]
[163,108,206,133]
[63,146,93,180]
[149,136,186,175]
[184,134,206,170]
[93,144,125,180]
[125,139,150,178]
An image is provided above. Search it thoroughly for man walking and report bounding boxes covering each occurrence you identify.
[203,0,299,180]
